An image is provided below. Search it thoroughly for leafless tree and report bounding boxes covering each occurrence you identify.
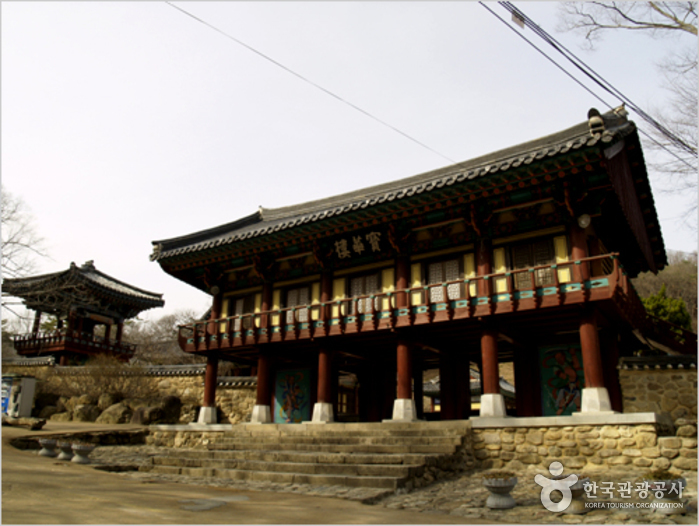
[558,2,697,225]
[1,186,47,280]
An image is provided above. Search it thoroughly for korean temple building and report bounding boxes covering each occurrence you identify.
[4,261,164,364]
[151,107,696,425]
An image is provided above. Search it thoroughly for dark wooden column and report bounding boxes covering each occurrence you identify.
[396,341,412,400]
[203,354,219,408]
[570,224,590,282]
[320,272,332,323]
[476,239,492,297]
[256,351,271,407]
[439,352,456,420]
[104,323,112,342]
[454,353,472,419]
[579,309,604,389]
[481,327,500,395]
[601,330,623,412]
[396,256,410,308]
[115,322,124,344]
[261,282,273,328]
[412,356,424,419]
[32,311,42,335]
[317,348,332,404]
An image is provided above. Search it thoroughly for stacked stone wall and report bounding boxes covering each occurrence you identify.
[472,422,697,476]
[2,363,255,425]
[619,368,697,427]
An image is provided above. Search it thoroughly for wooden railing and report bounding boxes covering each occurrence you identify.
[12,329,136,356]
[178,253,651,353]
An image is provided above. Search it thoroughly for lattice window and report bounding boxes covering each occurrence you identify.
[230,295,256,330]
[286,286,310,324]
[428,259,462,303]
[349,272,380,314]
[512,239,555,290]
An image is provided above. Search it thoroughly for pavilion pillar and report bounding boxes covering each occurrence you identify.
[261,282,273,329]
[115,322,124,344]
[251,351,272,424]
[476,239,492,297]
[578,308,613,413]
[396,256,410,309]
[412,356,424,420]
[32,311,42,335]
[104,323,112,343]
[391,341,417,421]
[439,352,456,420]
[479,325,507,417]
[198,354,219,424]
[601,330,623,412]
[454,353,472,419]
[311,348,334,423]
[570,224,590,282]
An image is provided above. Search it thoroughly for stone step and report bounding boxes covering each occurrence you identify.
[163,448,435,465]
[218,422,471,438]
[205,441,456,455]
[207,435,462,447]
[142,464,404,489]
[150,456,422,478]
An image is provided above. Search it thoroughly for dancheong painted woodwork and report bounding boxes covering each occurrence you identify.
[4,261,164,364]
[151,107,696,424]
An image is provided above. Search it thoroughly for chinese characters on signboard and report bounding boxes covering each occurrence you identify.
[334,231,382,260]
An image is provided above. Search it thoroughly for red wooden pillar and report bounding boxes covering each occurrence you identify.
[317,348,332,403]
[392,340,417,421]
[104,324,112,342]
[570,224,590,282]
[476,239,492,297]
[412,356,424,419]
[261,282,273,329]
[203,355,219,407]
[32,311,42,335]
[396,256,410,308]
[454,353,472,419]
[396,341,412,400]
[579,310,604,389]
[601,330,623,412]
[208,291,223,334]
[320,272,332,328]
[250,350,273,423]
[481,328,500,395]
[439,352,456,420]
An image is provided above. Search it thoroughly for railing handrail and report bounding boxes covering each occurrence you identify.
[181,252,624,332]
[13,330,136,352]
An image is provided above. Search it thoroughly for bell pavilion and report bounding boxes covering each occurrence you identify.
[151,107,696,425]
[3,261,164,364]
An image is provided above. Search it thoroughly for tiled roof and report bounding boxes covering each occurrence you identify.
[152,107,635,262]
[3,261,164,314]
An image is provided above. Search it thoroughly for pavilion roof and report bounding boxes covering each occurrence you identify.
[3,260,164,319]
[151,106,664,271]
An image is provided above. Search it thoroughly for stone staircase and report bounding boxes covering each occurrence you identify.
[142,421,471,492]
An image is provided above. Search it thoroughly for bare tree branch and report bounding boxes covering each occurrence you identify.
[1,186,48,280]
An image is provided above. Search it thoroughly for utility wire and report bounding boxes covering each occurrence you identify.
[165,1,456,164]
[499,1,697,158]
[480,1,695,171]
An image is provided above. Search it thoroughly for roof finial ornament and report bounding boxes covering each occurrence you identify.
[587,108,605,135]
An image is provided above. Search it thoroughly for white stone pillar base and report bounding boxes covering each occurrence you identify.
[197,406,217,424]
[388,398,418,422]
[577,387,614,413]
[479,393,507,417]
[250,404,272,424]
[310,402,334,424]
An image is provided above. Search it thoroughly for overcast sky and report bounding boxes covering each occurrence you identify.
[3,1,696,321]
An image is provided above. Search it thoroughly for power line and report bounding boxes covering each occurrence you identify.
[165,1,456,164]
[487,1,696,169]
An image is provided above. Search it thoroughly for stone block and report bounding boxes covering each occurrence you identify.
[661,398,679,412]
[566,457,587,469]
[603,439,618,449]
[619,438,636,448]
[600,426,620,439]
[548,446,562,457]
[661,448,680,459]
[652,457,671,470]
[50,411,72,422]
[515,444,537,454]
[575,426,593,433]
[607,456,631,466]
[483,433,501,445]
[587,440,603,451]
[545,429,562,441]
[537,447,549,457]
[514,435,526,444]
[598,449,621,458]
[642,447,661,459]
[588,455,603,465]
[562,448,580,457]
[485,444,502,451]
[635,432,657,448]
[676,425,697,437]
[517,454,541,465]
[682,438,697,449]
[579,447,595,457]
[526,432,544,445]
[501,433,514,444]
[500,451,515,461]
[502,443,515,452]
[633,458,653,468]
[559,440,577,448]
[658,437,682,449]
[621,449,641,457]
[474,450,489,460]
[672,457,698,471]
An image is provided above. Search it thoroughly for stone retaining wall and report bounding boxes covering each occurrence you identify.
[472,421,697,475]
